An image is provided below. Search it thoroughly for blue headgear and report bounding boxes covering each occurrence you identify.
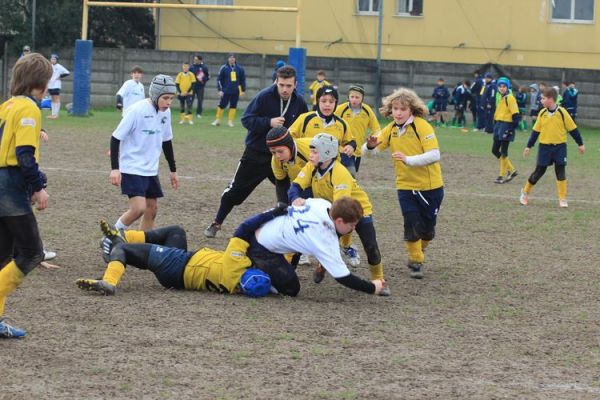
[496,77,511,89]
[275,60,286,69]
[240,268,271,298]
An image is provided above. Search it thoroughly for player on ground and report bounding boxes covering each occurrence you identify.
[363,88,444,279]
[0,53,53,338]
[335,84,381,175]
[491,77,520,184]
[288,134,386,286]
[47,54,69,120]
[203,66,308,238]
[519,87,585,208]
[110,75,179,232]
[116,65,145,114]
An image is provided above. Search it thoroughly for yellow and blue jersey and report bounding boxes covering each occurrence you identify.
[271,138,311,181]
[175,72,196,94]
[373,117,443,191]
[0,96,41,167]
[308,79,331,105]
[335,102,381,157]
[288,111,354,149]
[494,94,519,122]
[533,106,577,145]
[183,237,252,294]
[293,161,373,216]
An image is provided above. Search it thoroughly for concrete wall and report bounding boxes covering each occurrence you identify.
[1,47,599,126]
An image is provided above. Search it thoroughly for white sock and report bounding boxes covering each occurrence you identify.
[115,218,129,231]
[51,102,59,116]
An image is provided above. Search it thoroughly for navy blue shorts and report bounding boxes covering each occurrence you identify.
[0,167,32,217]
[529,109,539,117]
[48,88,60,96]
[121,173,164,199]
[397,187,444,238]
[147,245,191,289]
[537,143,567,166]
[434,101,448,112]
[219,92,240,109]
[493,121,516,142]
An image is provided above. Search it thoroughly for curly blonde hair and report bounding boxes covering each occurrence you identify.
[379,87,428,119]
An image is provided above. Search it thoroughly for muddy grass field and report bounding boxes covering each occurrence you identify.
[2,109,599,399]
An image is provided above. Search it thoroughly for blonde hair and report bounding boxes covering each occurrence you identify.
[379,87,428,119]
[10,53,52,96]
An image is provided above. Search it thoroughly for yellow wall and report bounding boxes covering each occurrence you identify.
[159,0,600,69]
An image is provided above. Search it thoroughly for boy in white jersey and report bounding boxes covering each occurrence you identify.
[116,65,145,114]
[254,197,389,296]
[46,54,69,119]
[109,74,180,232]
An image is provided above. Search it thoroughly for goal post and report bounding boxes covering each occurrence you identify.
[73,0,305,115]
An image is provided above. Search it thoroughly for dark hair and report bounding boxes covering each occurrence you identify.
[131,65,144,73]
[182,61,189,65]
[316,70,326,76]
[276,65,297,80]
[194,55,203,61]
[464,80,471,86]
[10,53,52,96]
[542,87,557,101]
[330,197,363,223]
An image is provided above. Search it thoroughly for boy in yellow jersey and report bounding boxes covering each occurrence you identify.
[289,86,356,173]
[308,70,331,111]
[492,77,520,184]
[288,134,387,289]
[363,88,444,279]
[519,87,585,208]
[0,53,53,338]
[266,126,312,203]
[76,206,293,298]
[335,84,381,175]
[175,62,196,125]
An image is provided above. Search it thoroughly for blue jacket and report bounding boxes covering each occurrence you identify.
[241,84,308,155]
[515,92,527,109]
[190,63,209,87]
[217,62,246,95]
[471,76,484,98]
[481,80,497,109]
[562,87,578,110]
[454,86,471,107]
[432,85,450,103]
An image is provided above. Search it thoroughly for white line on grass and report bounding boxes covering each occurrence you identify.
[44,166,600,205]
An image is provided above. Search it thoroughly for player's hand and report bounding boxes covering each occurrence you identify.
[366,135,381,149]
[270,116,285,128]
[32,189,49,211]
[578,145,585,155]
[40,129,49,143]
[342,144,354,156]
[218,91,224,97]
[372,279,385,295]
[109,169,121,186]
[292,198,306,207]
[240,91,245,97]
[392,151,407,163]
[523,147,530,157]
[170,172,179,190]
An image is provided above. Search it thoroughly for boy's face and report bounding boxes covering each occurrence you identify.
[194,57,201,64]
[276,76,296,101]
[182,64,189,72]
[269,146,292,163]
[497,84,508,95]
[334,217,357,235]
[391,100,411,125]
[348,91,363,108]
[132,71,143,81]
[228,56,236,65]
[51,57,57,65]
[318,94,336,116]
[317,74,325,82]
[309,148,320,166]
[541,95,555,109]
[157,94,174,111]
[539,84,546,90]
[437,80,444,86]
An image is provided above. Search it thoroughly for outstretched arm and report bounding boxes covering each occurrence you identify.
[233,203,288,242]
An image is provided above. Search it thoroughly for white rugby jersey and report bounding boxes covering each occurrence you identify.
[257,198,350,279]
[48,63,69,90]
[117,79,145,113]
[112,99,173,176]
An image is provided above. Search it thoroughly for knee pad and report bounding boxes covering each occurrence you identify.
[421,230,435,241]
[529,166,547,185]
[555,164,566,181]
[17,251,44,275]
[403,212,422,242]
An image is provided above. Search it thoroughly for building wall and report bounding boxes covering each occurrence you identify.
[158,0,600,70]
[2,48,598,126]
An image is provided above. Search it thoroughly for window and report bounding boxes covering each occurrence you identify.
[397,0,423,16]
[357,0,381,15]
[197,0,233,5]
[551,0,594,23]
